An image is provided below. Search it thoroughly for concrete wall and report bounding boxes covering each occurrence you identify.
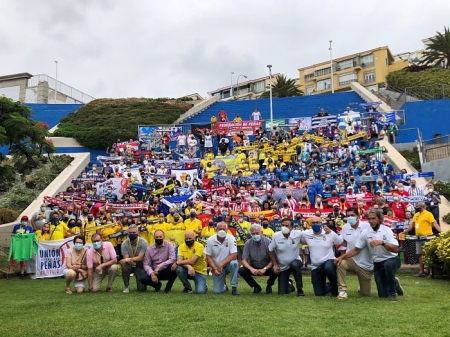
[49,137,83,147]
[350,82,393,112]
[0,152,90,247]
[422,157,450,182]
[380,138,450,229]
[392,142,417,152]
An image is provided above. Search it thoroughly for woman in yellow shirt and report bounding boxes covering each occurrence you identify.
[35,223,51,241]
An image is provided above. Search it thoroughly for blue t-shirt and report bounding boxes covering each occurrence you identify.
[12,224,34,234]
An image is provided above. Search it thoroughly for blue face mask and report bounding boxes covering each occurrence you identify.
[312,224,322,233]
[185,239,195,247]
[21,222,27,226]
[128,233,138,241]
[347,216,357,226]
[93,242,102,250]
[222,212,228,216]
[74,243,83,251]
[252,235,261,243]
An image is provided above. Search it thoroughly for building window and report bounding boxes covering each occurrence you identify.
[316,78,331,91]
[306,86,314,94]
[314,67,331,77]
[361,54,374,67]
[338,72,358,86]
[336,59,355,71]
[364,71,376,84]
[252,80,265,93]
[304,74,314,82]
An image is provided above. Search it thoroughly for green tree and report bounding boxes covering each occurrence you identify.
[421,26,450,69]
[260,74,304,98]
[0,97,55,164]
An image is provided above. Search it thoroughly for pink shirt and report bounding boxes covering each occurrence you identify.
[143,242,175,275]
[86,241,117,269]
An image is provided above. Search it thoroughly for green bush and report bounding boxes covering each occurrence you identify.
[399,148,421,171]
[54,98,192,149]
[0,208,20,224]
[0,155,73,222]
[433,180,450,200]
[386,68,450,94]
[443,212,450,224]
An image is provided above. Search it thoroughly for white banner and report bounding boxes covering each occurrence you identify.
[288,117,312,130]
[95,178,129,199]
[35,237,74,278]
[122,168,142,184]
[170,169,198,185]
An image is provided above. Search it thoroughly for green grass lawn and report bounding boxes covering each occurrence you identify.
[1,273,449,337]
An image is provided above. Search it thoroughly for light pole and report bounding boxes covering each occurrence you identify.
[329,40,334,93]
[267,65,273,128]
[236,74,247,99]
[54,60,58,103]
[230,72,234,99]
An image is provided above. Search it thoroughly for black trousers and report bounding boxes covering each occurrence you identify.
[277,260,303,294]
[238,266,278,288]
[139,266,177,291]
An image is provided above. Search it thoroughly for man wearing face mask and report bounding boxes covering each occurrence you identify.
[261,218,275,238]
[140,230,177,292]
[268,218,305,296]
[334,208,373,299]
[300,217,342,297]
[83,213,97,244]
[278,200,295,219]
[235,211,251,266]
[103,187,118,203]
[137,216,152,243]
[403,202,441,277]
[339,209,402,301]
[239,224,277,294]
[205,222,240,295]
[174,230,208,293]
[120,225,148,293]
[86,234,118,293]
[49,213,74,241]
[184,210,202,236]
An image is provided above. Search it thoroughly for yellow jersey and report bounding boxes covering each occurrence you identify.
[184,218,202,233]
[413,210,436,236]
[36,230,50,241]
[178,241,207,275]
[235,220,251,247]
[262,227,275,238]
[49,222,69,241]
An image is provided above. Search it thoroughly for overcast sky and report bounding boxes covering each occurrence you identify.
[1,0,449,100]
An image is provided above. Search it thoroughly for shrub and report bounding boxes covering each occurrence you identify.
[54,98,192,149]
[0,208,20,224]
[386,67,450,94]
[434,180,450,200]
[399,148,421,171]
[423,231,450,271]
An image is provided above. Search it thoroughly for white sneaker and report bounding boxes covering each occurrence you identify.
[130,273,135,277]
[123,287,130,293]
[208,271,212,276]
[337,291,348,299]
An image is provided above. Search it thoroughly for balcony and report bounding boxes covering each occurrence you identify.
[362,62,375,68]
[364,78,376,84]
[338,79,359,87]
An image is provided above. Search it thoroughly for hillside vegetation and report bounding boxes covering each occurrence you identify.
[54,98,192,149]
[386,67,450,94]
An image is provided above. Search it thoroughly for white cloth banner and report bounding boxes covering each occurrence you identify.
[171,169,198,185]
[95,178,128,199]
[35,237,74,278]
[288,117,312,130]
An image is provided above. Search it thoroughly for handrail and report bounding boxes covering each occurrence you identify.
[174,96,218,124]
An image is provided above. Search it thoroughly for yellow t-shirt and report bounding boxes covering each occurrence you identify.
[235,220,251,247]
[138,225,153,243]
[49,222,69,241]
[152,222,170,233]
[101,225,121,247]
[184,218,202,233]
[178,241,207,275]
[36,230,50,241]
[201,226,216,239]
[83,221,98,244]
[413,210,436,236]
[169,223,186,231]
[262,227,275,238]
[117,225,129,244]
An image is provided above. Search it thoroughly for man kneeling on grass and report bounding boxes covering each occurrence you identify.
[335,208,404,301]
[87,233,118,293]
[174,230,208,294]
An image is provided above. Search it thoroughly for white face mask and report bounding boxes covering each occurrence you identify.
[428,188,434,193]
[281,226,290,235]
[217,230,227,238]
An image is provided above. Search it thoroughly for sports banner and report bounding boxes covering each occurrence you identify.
[389,172,434,180]
[354,175,384,183]
[35,237,74,278]
[170,169,198,184]
[346,196,375,203]
[191,123,212,138]
[357,148,383,155]
[272,188,305,202]
[96,156,122,161]
[217,120,263,136]
[106,203,148,210]
[311,114,337,129]
[375,112,396,126]
[265,119,284,131]
[337,112,361,129]
[95,178,129,199]
[230,210,275,220]
[384,195,428,203]
[288,117,312,130]
[213,156,237,172]
[116,141,139,152]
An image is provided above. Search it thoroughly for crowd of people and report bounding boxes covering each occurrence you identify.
[7,105,443,301]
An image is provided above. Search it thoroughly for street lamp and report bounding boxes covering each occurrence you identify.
[236,74,247,99]
[267,65,273,128]
[54,61,58,103]
[329,40,334,93]
[230,72,234,99]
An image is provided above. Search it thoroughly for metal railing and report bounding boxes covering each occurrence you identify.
[405,84,450,101]
[174,96,218,124]
[27,74,95,104]
[420,134,450,162]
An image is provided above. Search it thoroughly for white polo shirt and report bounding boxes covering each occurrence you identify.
[204,234,237,266]
[301,230,343,270]
[268,230,303,271]
[340,222,373,271]
[356,225,398,263]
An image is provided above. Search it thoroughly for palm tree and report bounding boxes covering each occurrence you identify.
[260,74,304,98]
[421,26,450,69]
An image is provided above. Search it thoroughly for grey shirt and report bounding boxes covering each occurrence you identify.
[242,237,271,269]
[121,237,148,267]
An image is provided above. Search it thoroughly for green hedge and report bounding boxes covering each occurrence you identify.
[54,98,192,149]
[386,68,450,92]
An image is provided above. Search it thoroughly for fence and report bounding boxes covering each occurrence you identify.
[405,84,450,102]
[420,134,450,162]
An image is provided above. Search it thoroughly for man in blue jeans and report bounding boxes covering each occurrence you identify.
[301,217,343,297]
[205,222,240,295]
[338,208,403,301]
[174,230,207,294]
